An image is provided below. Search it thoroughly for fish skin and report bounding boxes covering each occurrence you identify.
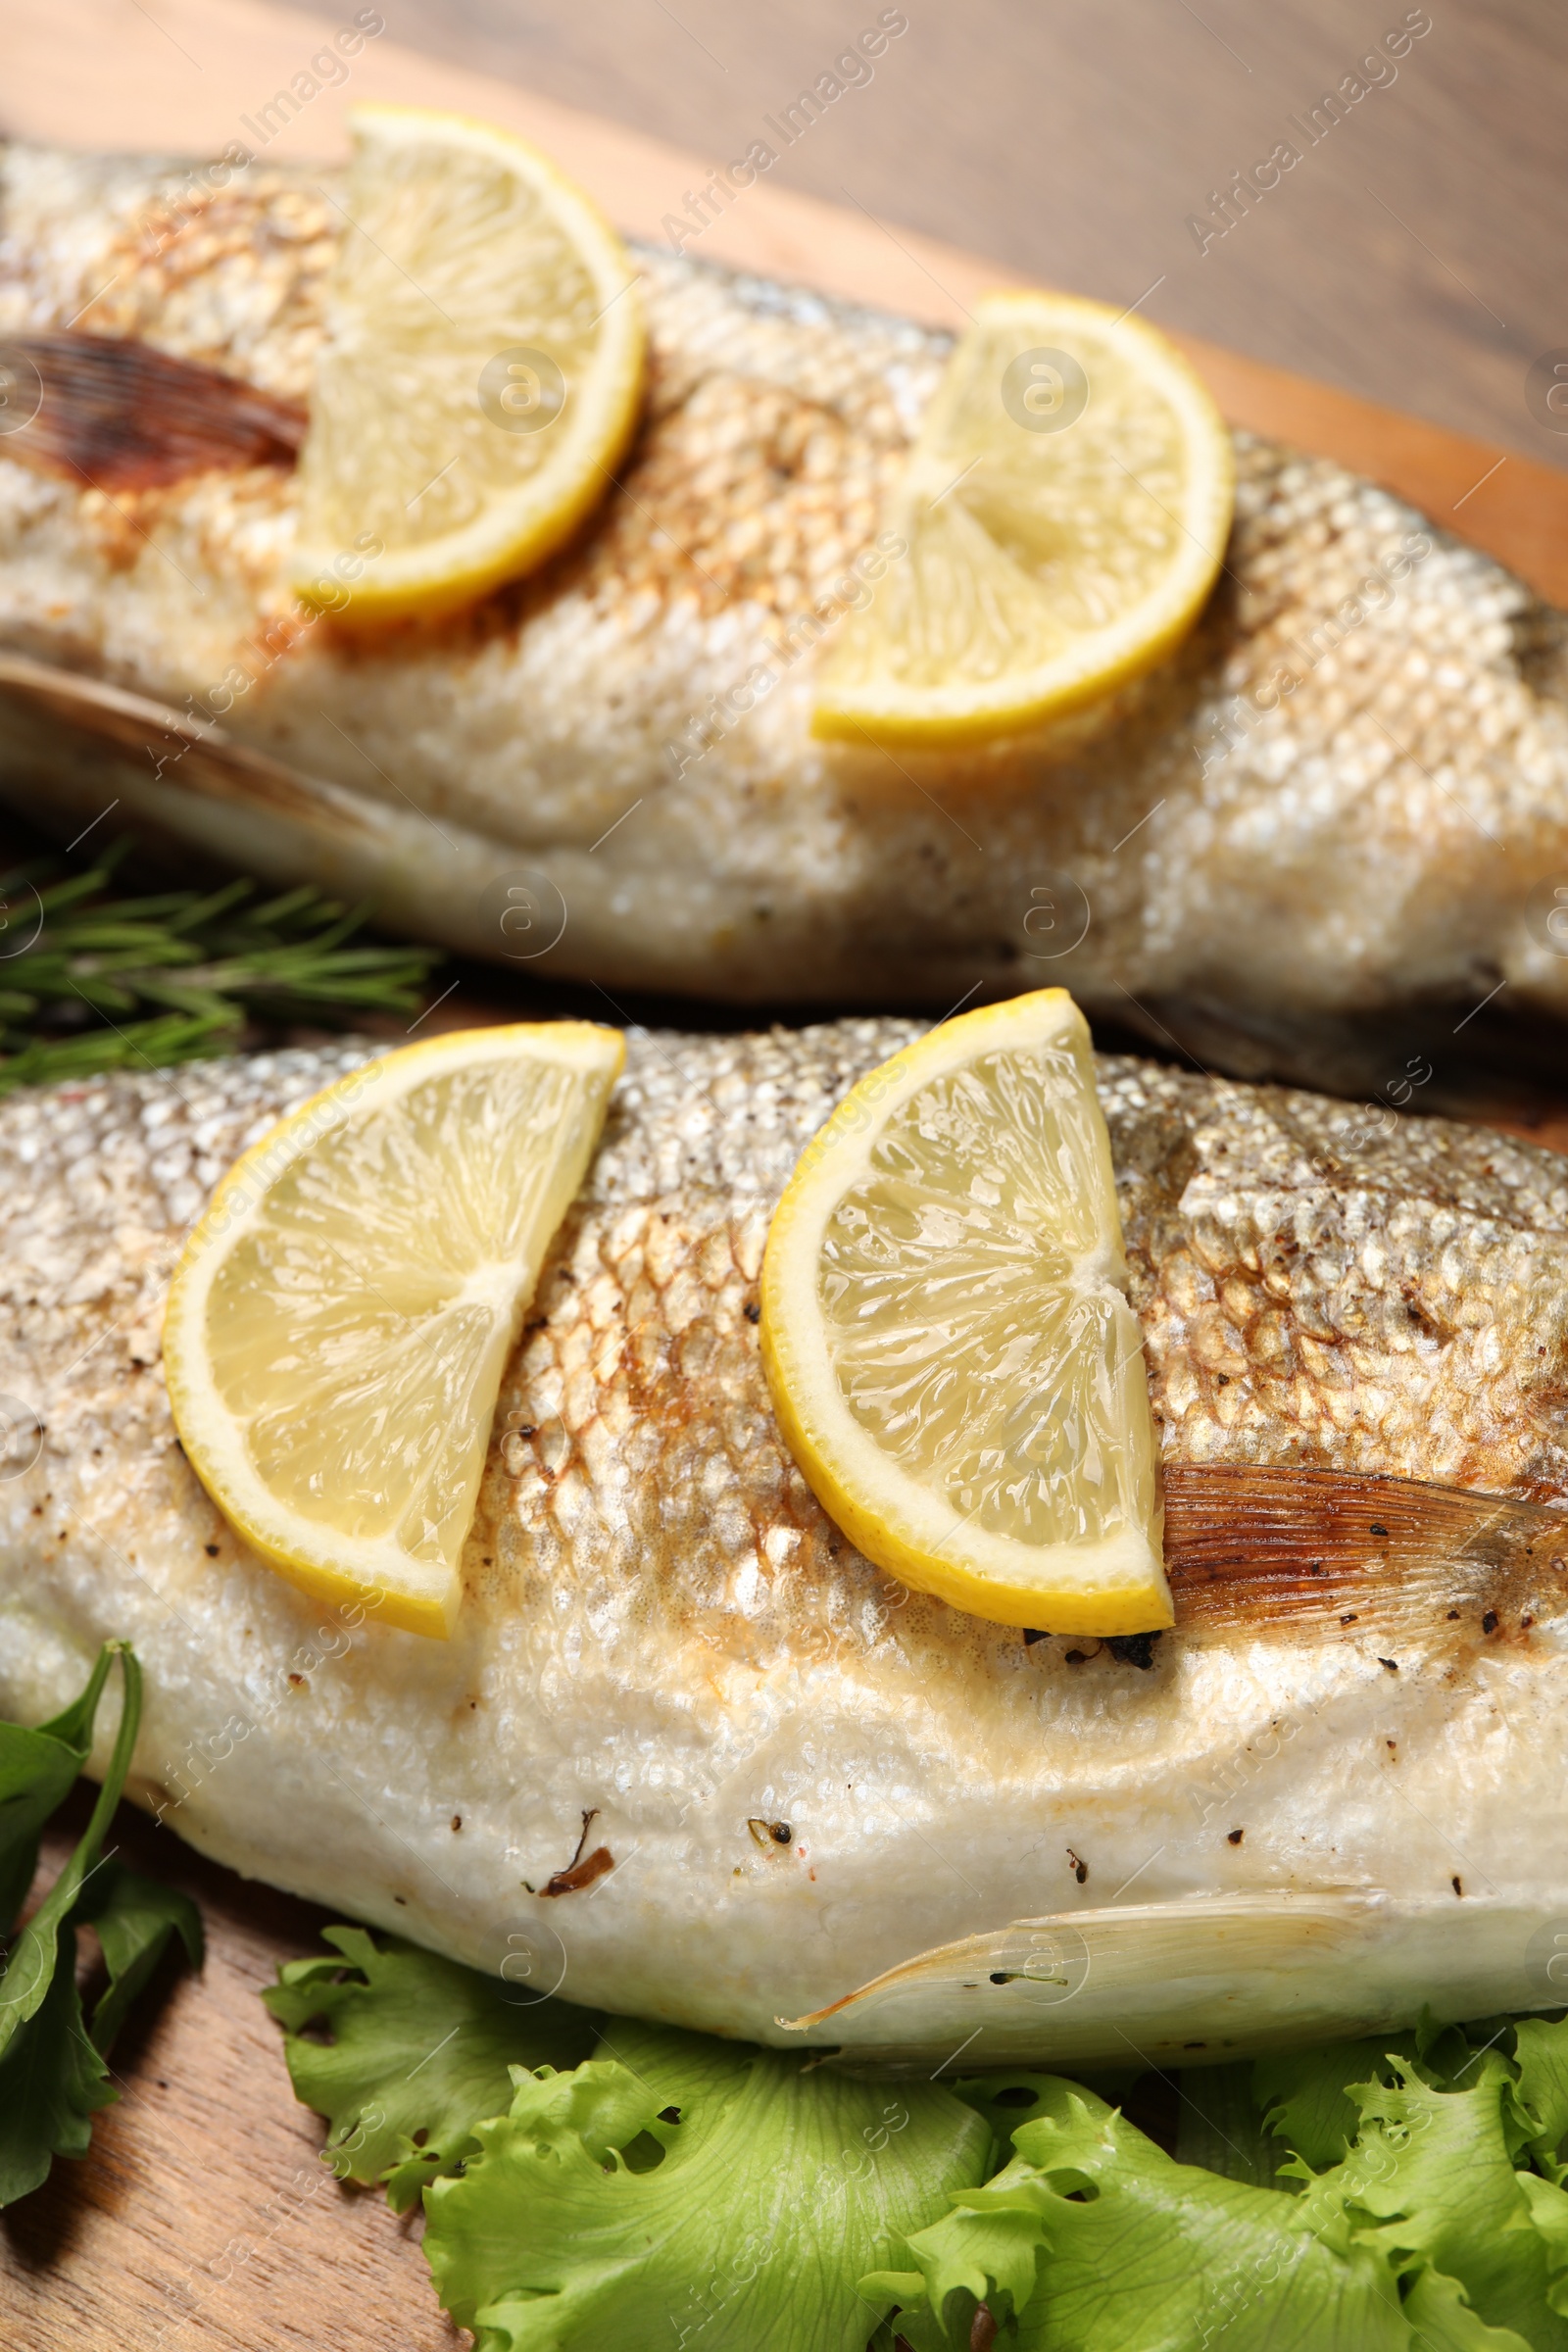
[3,1019,1568,2066]
[3,145,1568,1094]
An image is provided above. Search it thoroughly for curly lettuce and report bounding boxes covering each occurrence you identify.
[269,1931,991,2348]
[870,2073,1408,2351]
[878,2018,1568,2350]
[264,1925,599,2209]
[422,2019,992,2351]
[270,1926,1568,2352]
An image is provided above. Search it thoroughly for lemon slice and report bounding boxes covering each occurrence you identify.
[813,291,1234,746]
[292,104,645,620]
[163,1023,624,1637]
[760,991,1168,1633]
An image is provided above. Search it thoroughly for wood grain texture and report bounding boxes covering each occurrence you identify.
[2,0,1568,600]
[382,0,1568,466]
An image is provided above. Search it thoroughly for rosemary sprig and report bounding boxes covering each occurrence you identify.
[0,850,440,1096]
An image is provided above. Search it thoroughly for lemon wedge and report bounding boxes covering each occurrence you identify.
[163,1023,624,1637]
[292,104,645,620]
[760,991,1168,1633]
[813,290,1234,746]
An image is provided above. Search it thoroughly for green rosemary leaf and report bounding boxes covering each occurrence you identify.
[0,845,441,1096]
[66,976,143,1016]
[0,1013,236,1096]
[249,884,326,925]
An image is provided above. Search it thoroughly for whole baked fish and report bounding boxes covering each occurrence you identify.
[4,1016,1568,2069]
[2,145,1568,1100]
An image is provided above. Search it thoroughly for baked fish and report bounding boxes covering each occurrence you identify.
[2,144,1567,1100]
[4,1016,1568,2070]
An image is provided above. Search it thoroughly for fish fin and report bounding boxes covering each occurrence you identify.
[0,653,505,959]
[1107,986,1568,1116]
[780,1893,1558,2073]
[1165,1462,1568,1645]
[0,654,366,837]
[0,333,305,490]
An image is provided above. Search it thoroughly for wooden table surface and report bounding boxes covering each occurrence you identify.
[384,0,1568,469]
[3,2,1568,2343]
[5,0,1568,604]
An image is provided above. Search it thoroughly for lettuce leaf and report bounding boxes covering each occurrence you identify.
[1170,2058,1288,2186]
[1513,2017,1568,2177]
[270,1922,1568,2352]
[1250,2013,1568,2340]
[888,2026,1568,2350]
[1298,2054,1568,2349]
[1254,2034,1422,2171]
[421,2019,993,2351]
[270,1930,992,2350]
[872,2074,1410,2351]
[263,1925,598,2209]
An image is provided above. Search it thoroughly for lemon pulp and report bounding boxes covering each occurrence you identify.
[163,1023,624,1636]
[813,290,1234,746]
[292,104,645,620]
[760,991,1168,1633]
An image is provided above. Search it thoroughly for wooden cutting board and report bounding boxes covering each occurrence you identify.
[4,3,1568,2343]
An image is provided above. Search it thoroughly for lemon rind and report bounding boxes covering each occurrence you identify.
[760,990,1171,1636]
[162,1021,625,1639]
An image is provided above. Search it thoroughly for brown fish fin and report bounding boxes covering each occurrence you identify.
[1165,1461,1568,1644]
[0,333,306,490]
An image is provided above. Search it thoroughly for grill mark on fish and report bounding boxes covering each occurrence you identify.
[0,332,305,490]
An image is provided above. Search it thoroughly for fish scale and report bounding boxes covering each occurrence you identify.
[2,144,1568,1094]
[2,1020,1568,2066]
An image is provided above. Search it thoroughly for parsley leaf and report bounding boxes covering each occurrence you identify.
[0,1644,202,2206]
[0,1643,116,1933]
[78,1861,203,2054]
